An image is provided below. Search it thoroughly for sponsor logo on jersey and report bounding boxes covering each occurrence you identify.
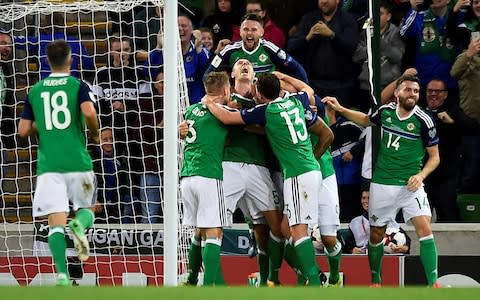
[407,123,415,131]
[192,106,206,117]
[386,117,392,123]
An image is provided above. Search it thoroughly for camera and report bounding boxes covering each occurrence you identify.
[417,0,433,11]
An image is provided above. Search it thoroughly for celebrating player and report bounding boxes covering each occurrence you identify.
[323,74,441,287]
[18,40,99,286]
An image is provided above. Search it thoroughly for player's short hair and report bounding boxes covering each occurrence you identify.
[241,13,264,27]
[204,71,230,94]
[395,74,421,89]
[256,72,280,100]
[46,40,71,69]
[380,0,394,13]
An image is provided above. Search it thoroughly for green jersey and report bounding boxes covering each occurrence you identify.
[240,92,320,179]
[21,74,94,175]
[223,93,267,166]
[181,103,228,179]
[311,110,335,179]
[369,103,439,185]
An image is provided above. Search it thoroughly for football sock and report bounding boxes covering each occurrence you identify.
[74,208,94,229]
[295,236,320,286]
[48,226,68,275]
[368,240,384,284]
[187,236,202,284]
[325,240,342,284]
[257,249,269,285]
[419,235,438,286]
[267,232,284,283]
[284,238,304,285]
[202,238,222,286]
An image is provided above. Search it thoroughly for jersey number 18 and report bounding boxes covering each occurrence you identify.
[41,91,71,130]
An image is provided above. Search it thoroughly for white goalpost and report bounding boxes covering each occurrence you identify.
[0,0,190,286]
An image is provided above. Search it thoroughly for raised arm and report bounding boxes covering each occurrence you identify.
[322,96,373,127]
[203,97,245,125]
[273,71,314,104]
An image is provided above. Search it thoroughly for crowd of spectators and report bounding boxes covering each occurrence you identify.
[1,0,480,224]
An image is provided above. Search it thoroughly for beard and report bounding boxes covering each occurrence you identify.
[398,95,417,111]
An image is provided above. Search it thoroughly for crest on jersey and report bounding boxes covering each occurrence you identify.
[259,53,268,62]
[422,26,435,43]
[277,50,286,60]
[407,123,415,131]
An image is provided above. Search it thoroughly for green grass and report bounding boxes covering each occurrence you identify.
[0,287,479,300]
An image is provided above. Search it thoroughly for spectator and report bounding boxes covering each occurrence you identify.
[206,13,308,82]
[287,0,359,108]
[199,27,215,53]
[93,34,151,223]
[353,0,405,112]
[92,127,125,223]
[0,27,13,196]
[231,0,287,48]
[202,0,242,45]
[144,15,210,105]
[14,13,95,80]
[132,69,165,223]
[450,37,480,193]
[330,114,365,222]
[447,0,480,51]
[400,0,460,105]
[423,78,479,222]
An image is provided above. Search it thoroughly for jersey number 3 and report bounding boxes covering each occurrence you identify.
[41,91,71,130]
[280,107,308,144]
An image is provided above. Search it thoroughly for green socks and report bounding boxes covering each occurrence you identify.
[419,235,438,286]
[257,250,269,285]
[74,208,94,229]
[368,241,384,284]
[48,226,68,275]
[284,239,304,285]
[202,238,222,286]
[267,232,284,283]
[187,236,202,284]
[325,240,342,284]
[295,237,320,286]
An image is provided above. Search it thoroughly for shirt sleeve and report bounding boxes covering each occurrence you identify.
[294,91,318,127]
[20,95,34,121]
[369,107,382,126]
[240,104,268,126]
[79,80,97,106]
[420,115,439,147]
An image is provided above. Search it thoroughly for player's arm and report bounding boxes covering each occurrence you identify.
[322,96,373,127]
[273,71,314,104]
[203,97,245,125]
[18,96,36,138]
[79,81,100,144]
[407,145,440,192]
[308,118,334,159]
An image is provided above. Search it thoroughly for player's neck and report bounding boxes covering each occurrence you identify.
[397,106,415,118]
[234,80,251,97]
[50,67,70,74]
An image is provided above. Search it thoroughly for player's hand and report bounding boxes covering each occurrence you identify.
[403,68,418,77]
[437,111,454,124]
[91,133,100,145]
[307,22,334,40]
[453,0,470,12]
[410,0,424,10]
[322,96,343,112]
[390,244,408,253]
[407,174,424,192]
[214,39,231,54]
[342,151,353,162]
[466,38,480,58]
[178,120,188,139]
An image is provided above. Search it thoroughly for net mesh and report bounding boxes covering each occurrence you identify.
[0,0,191,286]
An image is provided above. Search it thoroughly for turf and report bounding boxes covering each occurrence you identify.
[0,286,479,300]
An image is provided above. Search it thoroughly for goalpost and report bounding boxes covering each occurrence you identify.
[0,0,190,286]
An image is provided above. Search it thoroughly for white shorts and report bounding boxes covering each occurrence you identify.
[369,182,431,227]
[318,174,340,231]
[181,176,228,228]
[33,171,96,217]
[283,170,321,226]
[223,162,280,225]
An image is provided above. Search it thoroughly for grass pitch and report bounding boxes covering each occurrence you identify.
[1,286,479,300]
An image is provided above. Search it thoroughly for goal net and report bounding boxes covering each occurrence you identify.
[0,0,191,286]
